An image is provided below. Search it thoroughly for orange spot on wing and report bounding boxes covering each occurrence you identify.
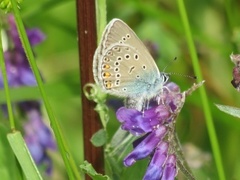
[105,81,112,89]
[103,72,111,78]
[103,64,111,69]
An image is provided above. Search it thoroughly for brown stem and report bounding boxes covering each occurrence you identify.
[76,0,104,178]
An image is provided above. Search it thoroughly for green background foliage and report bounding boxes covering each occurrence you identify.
[1,0,240,179]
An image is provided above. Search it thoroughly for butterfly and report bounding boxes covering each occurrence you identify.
[93,19,168,110]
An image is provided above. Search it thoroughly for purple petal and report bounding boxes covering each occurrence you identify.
[231,66,240,91]
[153,105,171,122]
[25,136,44,163]
[24,109,56,175]
[26,110,56,149]
[155,82,184,114]
[37,126,56,149]
[143,142,169,180]
[0,74,3,88]
[8,15,22,49]
[18,101,41,112]
[43,156,53,175]
[27,28,45,46]
[8,15,45,50]
[116,107,146,135]
[124,126,167,167]
[165,82,180,93]
[132,133,149,148]
[116,107,140,123]
[116,106,170,135]
[19,67,36,86]
[162,154,177,180]
[3,50,33,87]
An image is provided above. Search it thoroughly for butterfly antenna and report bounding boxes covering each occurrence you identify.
[167,72,197,80]
[162,57,177,73]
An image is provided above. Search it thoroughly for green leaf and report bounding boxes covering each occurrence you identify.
[215,104,240,118]
[7,131,42,180]
[80,161,110,180]
[0,125,21,180]
[91,129,107,147]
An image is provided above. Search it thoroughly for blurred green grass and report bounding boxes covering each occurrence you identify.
[106,1,240,179]
[1,0,240,179]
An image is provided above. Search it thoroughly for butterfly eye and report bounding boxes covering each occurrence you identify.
[162,74,169,82]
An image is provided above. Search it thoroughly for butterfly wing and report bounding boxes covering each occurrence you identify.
[93,19,162,98]
[97,44,164,98]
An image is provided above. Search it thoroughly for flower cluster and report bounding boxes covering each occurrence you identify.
[22,102,56,174]
[2,15,45,87]
[0,15,56,175]
[116,82,189,180]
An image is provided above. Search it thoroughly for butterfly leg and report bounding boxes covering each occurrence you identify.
[144,98,150,110]
[156,85,170,105]
[124,96,145,112]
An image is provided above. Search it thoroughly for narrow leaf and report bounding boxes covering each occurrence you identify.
[215,104,240,118]
[7,131,42,180]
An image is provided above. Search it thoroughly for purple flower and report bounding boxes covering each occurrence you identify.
[116,82,192,180]
[0,50,37,87]
[24,109,56,174]
[143,142,169,180]
[117,105,170,136]
[7,15,45,51]
[124,126,167,166]
[162,155,177,180]
[0,15,45,88]
[26,28,46,46]
[1,15,55,175]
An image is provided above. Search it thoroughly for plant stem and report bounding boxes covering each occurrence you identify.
[177,0,226,179]
[0,20,15,130]
[10,0,81,179]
